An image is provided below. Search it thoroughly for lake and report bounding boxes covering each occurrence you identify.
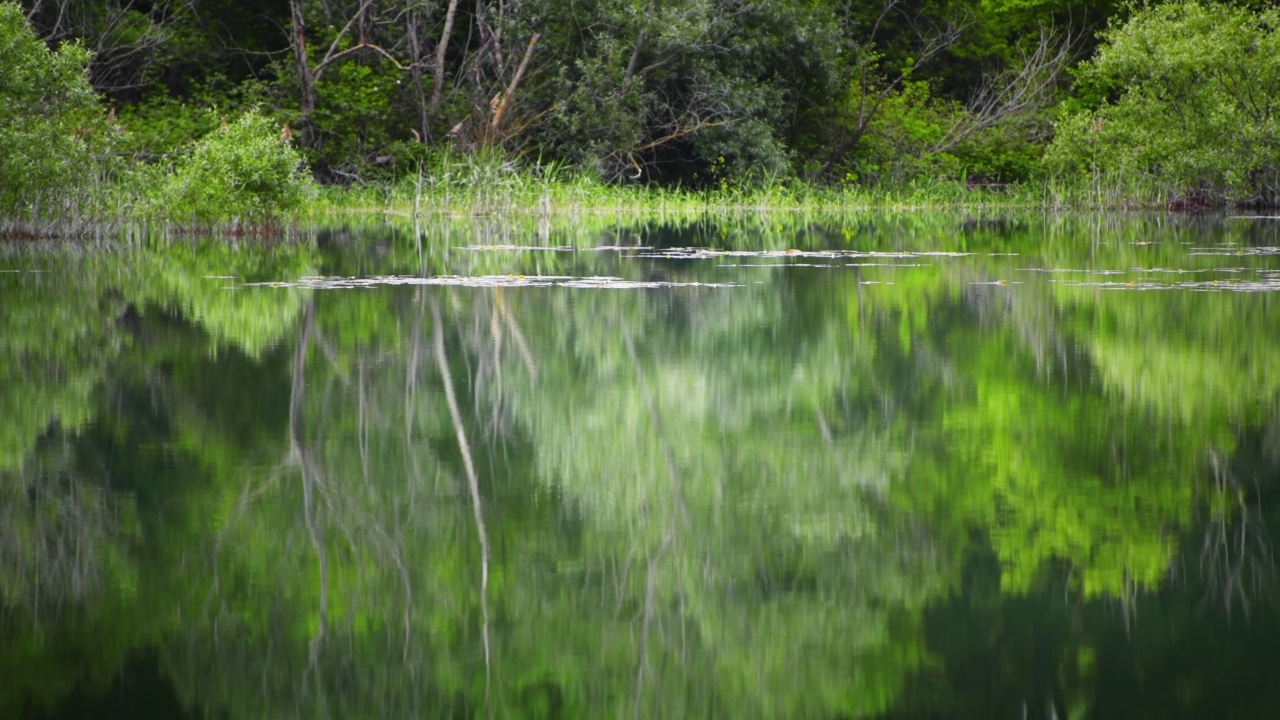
[3,211,1280,718]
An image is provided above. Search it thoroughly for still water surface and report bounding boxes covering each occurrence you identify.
[3,212,1280,718]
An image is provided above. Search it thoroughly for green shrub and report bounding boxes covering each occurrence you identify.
[950,110,1055,185]
[117,75,273,157]
[851,80,966,186]
[157,109,316,224]
[1047,1,1280,205]
[0,2,114,220]
[307,60,408,180]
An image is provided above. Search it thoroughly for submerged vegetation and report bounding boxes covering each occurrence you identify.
[2,0,1279,230]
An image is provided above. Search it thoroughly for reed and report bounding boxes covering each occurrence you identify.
[305,153,1186,222]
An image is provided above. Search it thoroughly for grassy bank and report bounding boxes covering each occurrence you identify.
[304,154,1176,223]
[0,144,1189,241]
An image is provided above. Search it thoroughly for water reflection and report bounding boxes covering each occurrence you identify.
[2,213,1279,718]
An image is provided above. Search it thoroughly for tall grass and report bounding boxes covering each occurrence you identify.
[305,151,1184,222]
[0,146,1196,241]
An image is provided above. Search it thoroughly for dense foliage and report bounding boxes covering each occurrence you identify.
[7,0,1280,213]
[153,109,315,224]
[1049,1,1280,205]
[0,2,113,219]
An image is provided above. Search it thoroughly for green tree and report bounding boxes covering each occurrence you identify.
[0,1,112,220]
[1048,1,1280,205]
[514,0,848,183]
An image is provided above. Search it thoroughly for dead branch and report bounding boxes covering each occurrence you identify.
[816,1,968,178]
[930,26,1075,154]
[490,33,541,133]
[430,0,462,113]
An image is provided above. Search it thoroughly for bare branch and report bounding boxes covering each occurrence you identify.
[314,41,416,77]
[489,33,540,133]
[930,26,1075,155]
[428,0,462,114]
[817,5,968,179]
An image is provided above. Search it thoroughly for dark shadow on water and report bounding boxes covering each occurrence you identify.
[23,651,206,720]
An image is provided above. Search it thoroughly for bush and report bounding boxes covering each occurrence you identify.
[1047,1,1280,205]
[157,109,316,223]
[117,74,274,157]
[850,80,965,186]
[0,2,113,220]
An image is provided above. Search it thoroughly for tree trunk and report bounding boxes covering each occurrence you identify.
[290,0,317,121]
[623,0,660,89]
[430,0,461,115]
[407,7,430,142]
